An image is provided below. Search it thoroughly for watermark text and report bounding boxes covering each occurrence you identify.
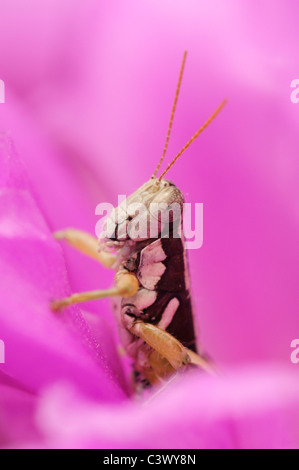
[0,339,5,363]
[95,196,203,249]
[290,79,299,104]
[0,79,4,103]
[290,339,299,364]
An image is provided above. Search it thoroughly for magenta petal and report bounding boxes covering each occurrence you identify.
[0,379,41,448]
[0,134,126,401]
[36,366,299,449]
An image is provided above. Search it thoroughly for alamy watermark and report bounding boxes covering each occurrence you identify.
[95,196,203,249]
[290,79,299,104]
[290,339,299,364]
[0,79,4,103]
[0,339,5,363]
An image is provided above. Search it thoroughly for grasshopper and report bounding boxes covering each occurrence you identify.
[51,52,226,389]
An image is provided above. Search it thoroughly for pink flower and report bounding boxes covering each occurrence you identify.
[0,135,127,399]
[0,0,299,448]
[33,367,299,449]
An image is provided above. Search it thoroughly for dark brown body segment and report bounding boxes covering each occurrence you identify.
[141,236,197,353]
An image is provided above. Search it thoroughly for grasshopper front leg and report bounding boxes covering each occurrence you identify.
[54,228,116,268]
[51,273,139,311]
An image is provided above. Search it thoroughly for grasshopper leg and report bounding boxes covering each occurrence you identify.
[129,321,190,370]
[54,228,116,268]
[51,273,139,311]
[129,321,214,374]
[184,348,216,375]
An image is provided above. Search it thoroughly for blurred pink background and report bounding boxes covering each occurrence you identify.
[0,0,299,379]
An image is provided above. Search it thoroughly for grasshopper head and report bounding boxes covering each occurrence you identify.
[99,178,184,245]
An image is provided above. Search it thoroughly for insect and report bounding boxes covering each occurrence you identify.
[51,51,226,390]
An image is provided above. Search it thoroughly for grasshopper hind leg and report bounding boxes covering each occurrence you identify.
[129,321,215,380]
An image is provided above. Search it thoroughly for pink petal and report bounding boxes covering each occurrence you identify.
[0,371,43,448]
[0,134,127,401]
[36,366,299,448]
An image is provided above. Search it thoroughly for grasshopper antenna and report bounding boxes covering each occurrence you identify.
[152,50,187,179]
[158,98,228,181]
